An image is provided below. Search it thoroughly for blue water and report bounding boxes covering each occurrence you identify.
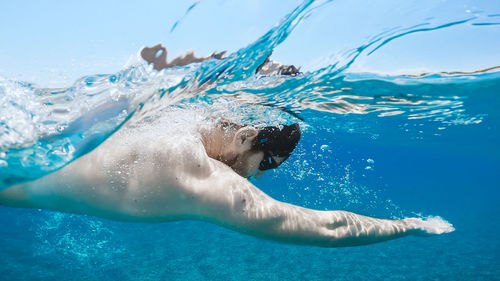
[1,0,499,280]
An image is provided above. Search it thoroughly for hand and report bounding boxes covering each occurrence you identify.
[140,44,168,70]
[404,216,455,236]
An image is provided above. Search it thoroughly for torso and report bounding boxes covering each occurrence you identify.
[15,120,216,222]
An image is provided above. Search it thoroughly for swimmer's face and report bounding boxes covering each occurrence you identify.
[231,150,265,178]
[229,124,301,178]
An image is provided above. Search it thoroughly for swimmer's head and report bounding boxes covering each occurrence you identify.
[252,123,301,171]
[225,123,301,178]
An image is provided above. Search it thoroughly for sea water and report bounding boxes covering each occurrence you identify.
[0,0,499,280]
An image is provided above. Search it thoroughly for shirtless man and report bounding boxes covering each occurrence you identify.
[0,47,453,247]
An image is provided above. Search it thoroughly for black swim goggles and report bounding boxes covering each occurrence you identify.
[252,123,301,171]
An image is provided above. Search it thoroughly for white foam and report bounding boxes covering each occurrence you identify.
[412,215,455,235]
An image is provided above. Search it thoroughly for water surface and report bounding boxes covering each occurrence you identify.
[0,0,499,280]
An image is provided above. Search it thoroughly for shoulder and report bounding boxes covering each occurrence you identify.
[108,121,215,178]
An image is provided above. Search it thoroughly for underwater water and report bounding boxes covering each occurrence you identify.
[1,0,499,280]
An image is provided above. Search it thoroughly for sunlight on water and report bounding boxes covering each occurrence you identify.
[1,1,499,279]
[0,0,498,203]
[33,212,123,262]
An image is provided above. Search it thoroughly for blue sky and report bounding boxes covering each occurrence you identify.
[0,0,499,87]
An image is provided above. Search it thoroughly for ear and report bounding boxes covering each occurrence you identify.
[233,127,258,151]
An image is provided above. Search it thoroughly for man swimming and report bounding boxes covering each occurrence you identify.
[0,45,453,247]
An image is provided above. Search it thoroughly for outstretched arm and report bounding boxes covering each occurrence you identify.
[141,43,226,71]
[192,160,454,247]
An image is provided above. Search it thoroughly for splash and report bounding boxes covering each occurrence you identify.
[170,1,200,34]
[0,0,498,190]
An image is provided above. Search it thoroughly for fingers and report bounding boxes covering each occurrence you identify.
[404,216,455,236]
[151,43,164,50]
[141,44,167,63]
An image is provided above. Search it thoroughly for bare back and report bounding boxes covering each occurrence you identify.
[0,122,215,221]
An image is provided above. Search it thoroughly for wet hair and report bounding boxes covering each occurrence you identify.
[252,123,301,170]
[213,120,301,170]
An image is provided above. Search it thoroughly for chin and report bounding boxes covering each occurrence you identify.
[244,167,262,179]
